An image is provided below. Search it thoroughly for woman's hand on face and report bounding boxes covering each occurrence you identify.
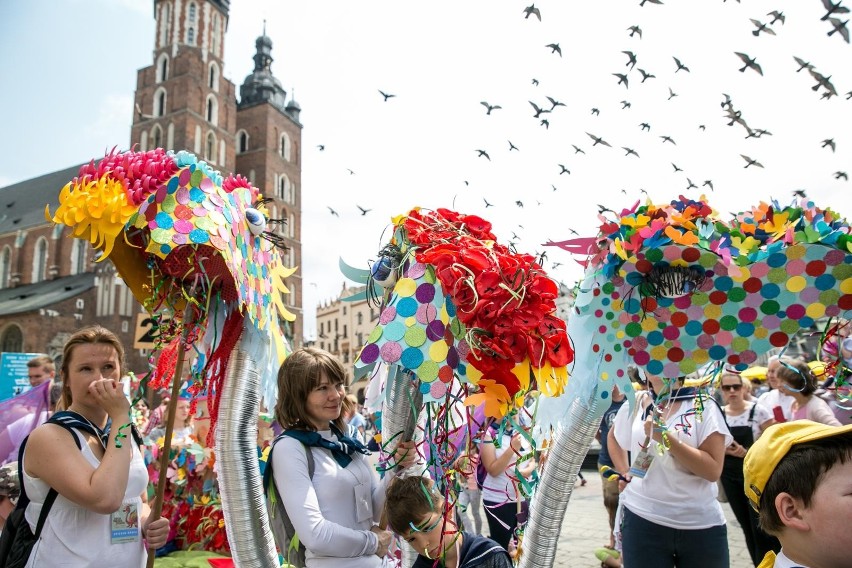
[89,378,130,418]
[371,526,392,557]
[393,441,418,470]
[143,516,170,549]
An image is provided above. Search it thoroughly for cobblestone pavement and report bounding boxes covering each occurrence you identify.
[463,468,754,567]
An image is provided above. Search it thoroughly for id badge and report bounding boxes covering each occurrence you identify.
[110,502,140,544]
[354,482,372,523]
[628,447,655,479]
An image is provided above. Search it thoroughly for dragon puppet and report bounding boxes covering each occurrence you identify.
[517,195,852,568]
[341,207,573,564]
[47,148,294,567]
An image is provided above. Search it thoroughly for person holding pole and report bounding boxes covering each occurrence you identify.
[19,326,169,566]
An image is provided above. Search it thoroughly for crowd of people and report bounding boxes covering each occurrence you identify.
[1,323,851,568]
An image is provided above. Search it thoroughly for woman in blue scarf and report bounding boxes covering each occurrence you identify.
[269,348,416,567]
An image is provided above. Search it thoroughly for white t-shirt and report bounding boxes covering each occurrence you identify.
[480,431,530,504]
[615,394,733,530]
[273,430,391,568]
[756,389,795,422]
[723,401,773,442]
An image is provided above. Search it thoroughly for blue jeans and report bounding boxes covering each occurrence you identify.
[621,506,729,568]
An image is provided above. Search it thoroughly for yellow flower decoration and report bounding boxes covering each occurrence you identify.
[465,379,512,418]
[45,175,136,260]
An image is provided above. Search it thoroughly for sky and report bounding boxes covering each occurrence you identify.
[1,0,850,340]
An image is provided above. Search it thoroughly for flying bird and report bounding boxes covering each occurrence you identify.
[558,164,571,175]
[809,70,838,96]
[741,154,764,168]
[735,52,763,75]
[529,101,550,118]
[667,87,678,100]
[317,144,325,151]
[613,73,629,88]
[621,100,632,109]
[835,171,849,180]
[821,0,850,22]
[686,178,698,190]
[480,101,502,115]
[540,119,550,129]
[586,132,612,147]
[508,140,519,151]
[793,189,807,198]
[660,135,676,145]
[378,90,396,101]
[628,25,643,38]
[640,0,664,5]
[347,168,356,175]
[483,198,494,208]
[703,180,715,191]
[822,138,836,152]
[568,228,579,236]
[673,56,691,73]
[767,10,786,25]
[638,68,656,82]
[546,43,562,56]
[327,206,339,217]
[523,3,542,20]
[532,78,539,86]
[591,107,601,116]
[827,17,850,43]
[698,124,706,130]
[572,145,586,154]
[793,56,815,72]
[750,19,777,36]
[639,122,651,131]
[622,51,638,69]
[597,204,615,215]
[623,147,640,157]
[672,163,683,172]
[356,205,372,216]
[546,96,566,109]
[515,201,524,208]
[475,149,491,161]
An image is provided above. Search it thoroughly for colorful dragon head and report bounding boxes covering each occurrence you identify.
[544,195,852,415]
[343,207,572,419]
[47,149,295,422]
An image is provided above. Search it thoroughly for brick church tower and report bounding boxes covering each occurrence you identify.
[129,1,304,346]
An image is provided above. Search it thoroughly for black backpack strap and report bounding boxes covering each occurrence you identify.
[19,419,83,539]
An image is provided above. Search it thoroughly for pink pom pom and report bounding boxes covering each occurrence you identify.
[75,148,179,205]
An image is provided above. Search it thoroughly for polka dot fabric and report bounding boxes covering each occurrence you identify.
[355,261,470,402]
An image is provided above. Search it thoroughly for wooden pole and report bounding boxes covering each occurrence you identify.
[145,311,192,568]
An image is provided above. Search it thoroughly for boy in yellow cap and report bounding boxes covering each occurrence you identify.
[743,420,852,568]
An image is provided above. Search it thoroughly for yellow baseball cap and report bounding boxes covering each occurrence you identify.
[743,420,852,510]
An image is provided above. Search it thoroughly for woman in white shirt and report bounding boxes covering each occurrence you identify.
[20,326,169,567]
[270,348,416,567]
[718,372,778,566]
[610,374,732,568]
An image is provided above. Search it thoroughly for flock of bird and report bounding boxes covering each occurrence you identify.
[313,1,849,272]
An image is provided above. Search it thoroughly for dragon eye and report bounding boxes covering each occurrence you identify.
[245,207,267,236]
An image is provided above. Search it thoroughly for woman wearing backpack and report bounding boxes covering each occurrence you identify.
[271,348,416,567]
[717,371,779,566]
[17,326,169,567]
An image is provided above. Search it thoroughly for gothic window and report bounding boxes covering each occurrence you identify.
[187,27,196,45]
[156,53,169,83]
[289,212,295,238]
[151,124,163,149]
[188,2,197,22]
[159,3,170,47]
[1,325,22,352]
[279,133,291,161]
[32,237,48,283]
[140,131,148,152]
[0,246,10,289]
[206,95,218,126]
[211,14,221,55]
[237,130,249,153]
[205,132,216,163]
[70,239,87,275]
[277,174,289,201]
[154,88,167,117]
[208,62,219,91]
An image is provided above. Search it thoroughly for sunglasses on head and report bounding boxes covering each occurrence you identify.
[721,384,742,391]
